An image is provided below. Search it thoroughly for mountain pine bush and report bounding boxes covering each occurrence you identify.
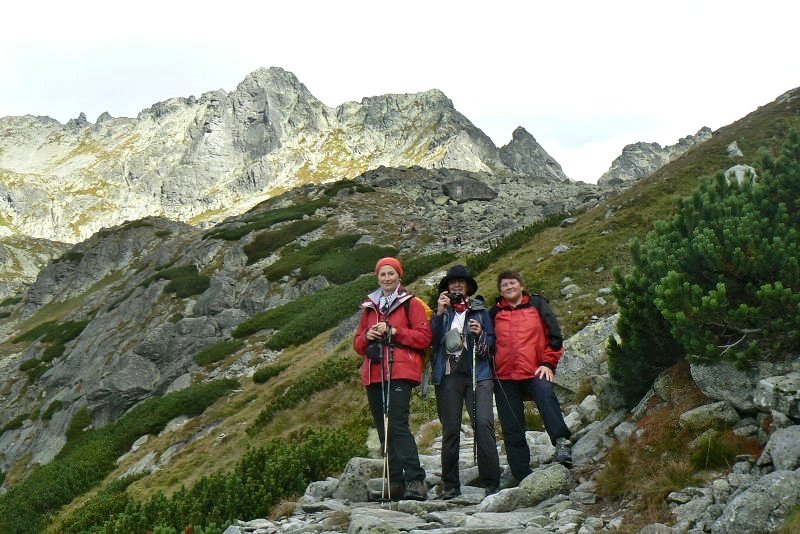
[609,129,800,405]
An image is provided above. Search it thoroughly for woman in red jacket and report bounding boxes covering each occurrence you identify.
[353,257,432,500]
[490,270,572,482]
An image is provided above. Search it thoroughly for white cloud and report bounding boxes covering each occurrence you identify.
[2,0,799,182]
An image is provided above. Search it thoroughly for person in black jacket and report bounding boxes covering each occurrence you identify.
[431,265,501,499]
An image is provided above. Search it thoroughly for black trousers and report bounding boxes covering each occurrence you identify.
[494,377,571,481]
[435,373,501,491]
[366,379,426,484]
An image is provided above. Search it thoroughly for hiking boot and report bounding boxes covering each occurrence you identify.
[484,485,499,498]
[403,479,428,501]
[387,481,405,501]
[438,486,461,500]
[555,437,573,467]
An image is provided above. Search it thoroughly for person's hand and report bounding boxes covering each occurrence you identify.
[365,326,382,341]
[436,291,451,315]
[468,319,482,335]
[534,365,554,382]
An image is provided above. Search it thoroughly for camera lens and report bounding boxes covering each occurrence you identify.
[449,292,464,305]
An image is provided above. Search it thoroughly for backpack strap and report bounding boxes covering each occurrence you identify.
[529,293,563,350]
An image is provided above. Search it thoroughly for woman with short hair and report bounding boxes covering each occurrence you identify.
[490,269,572,483]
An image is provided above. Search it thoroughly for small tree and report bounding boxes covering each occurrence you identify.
[609,130,800,405]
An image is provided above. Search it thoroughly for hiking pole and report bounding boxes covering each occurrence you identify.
[385,327,395,503]
[471,329,477,466]
[380,346,390,504]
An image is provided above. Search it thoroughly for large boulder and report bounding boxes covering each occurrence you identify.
[757,425,800,470]
[711,470,800,533]
[441,178,498,203]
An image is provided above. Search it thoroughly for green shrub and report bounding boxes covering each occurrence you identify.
[243,218,325,264]
[1,413,28,434]
[18,358,42,371]
[42,399,63,421]
[57,251,84,263]
[13,321,61,343]
[0,311,11,320]
[41,342,66,362]
[194,340,245,367]
[0,471,5,487]
[142,265,211,298]
[264,234,396,284]
[248,355,360,434]
[64,406,92,443]
[252,363,289,384]
[206,198,331,241]
[0,379,238,533]
[72,426,364,533]
[14,319,89,345]
[609,130,800,406]
[0,296,22,307]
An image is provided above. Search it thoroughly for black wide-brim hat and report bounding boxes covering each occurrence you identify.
[438,264,478,295]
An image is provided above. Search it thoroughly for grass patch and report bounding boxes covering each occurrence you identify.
[206,198,331,241]
[690,431,762,471]
[243,218,325,265]
[194,340,245,367]
[780,506,800,534]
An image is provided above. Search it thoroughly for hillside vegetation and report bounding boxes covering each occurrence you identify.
[0,88,798,532]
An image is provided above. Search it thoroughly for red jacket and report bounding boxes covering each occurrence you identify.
[353,287,433,386]
[491,293,564,380]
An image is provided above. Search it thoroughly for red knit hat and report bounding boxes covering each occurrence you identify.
[375,257,403,277]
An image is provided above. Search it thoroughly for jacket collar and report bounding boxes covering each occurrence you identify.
[495,291,530,310]
[363,285,412,313]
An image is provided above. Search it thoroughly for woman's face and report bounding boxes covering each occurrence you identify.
[378,265,400,294]
[448,278,469,296]
[499,277,524,304]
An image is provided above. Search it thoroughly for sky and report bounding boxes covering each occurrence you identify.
[2,1,799,183]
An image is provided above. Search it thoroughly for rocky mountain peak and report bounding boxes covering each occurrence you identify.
[499,126,569,182]
[1,67,572,245]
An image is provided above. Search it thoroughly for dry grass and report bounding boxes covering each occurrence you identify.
[594,360,765,530]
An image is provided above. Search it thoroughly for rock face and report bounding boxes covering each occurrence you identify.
[499,127,570,182]
[0,67,566,245]
[597,127,713,186]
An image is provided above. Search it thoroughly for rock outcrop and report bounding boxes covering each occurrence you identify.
[597,127,713,186]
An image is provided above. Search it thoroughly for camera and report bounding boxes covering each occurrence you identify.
[365,330,390,362]
[366,341,383,362]
[448,292,465,305]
